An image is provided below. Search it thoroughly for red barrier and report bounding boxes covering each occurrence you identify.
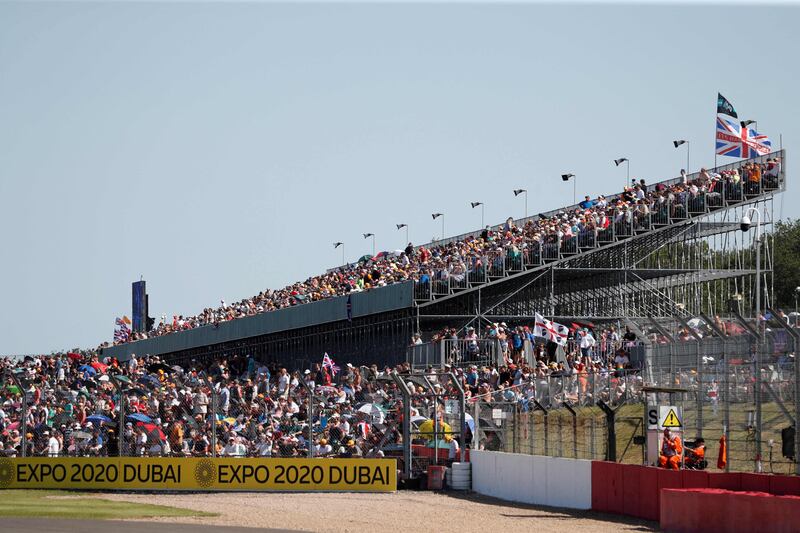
[708,472,741,491]
[740,473,770,493]
[660,489,800,533]
[591,461,800,525]
[769,474,800,496]
[681,470,708,489]
[591,461,609,512]
[622,465,642,518]
[607,462,625,515]
[638,466,660,521]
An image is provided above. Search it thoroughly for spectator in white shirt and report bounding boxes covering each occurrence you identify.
[222,436,246,457]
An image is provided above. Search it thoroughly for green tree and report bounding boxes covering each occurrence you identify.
[773,219,800,311]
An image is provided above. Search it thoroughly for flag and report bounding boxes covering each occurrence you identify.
[717,92,738,118]
[121,316,132,325]
[534,313,569,346]
[716,116,771,158]
[322,353,340,377]
[114,317,131,342]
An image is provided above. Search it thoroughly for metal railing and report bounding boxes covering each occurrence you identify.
[413,150,785,302]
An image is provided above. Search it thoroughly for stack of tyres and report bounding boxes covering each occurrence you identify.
[446,462,471,490]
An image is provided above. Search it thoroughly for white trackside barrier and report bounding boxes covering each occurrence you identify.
[470,450,591,510]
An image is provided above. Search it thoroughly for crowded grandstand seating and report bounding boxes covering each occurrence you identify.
[108,154,782,348]
[1,332,645,458]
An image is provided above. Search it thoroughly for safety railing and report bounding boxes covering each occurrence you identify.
[412,151,785,303]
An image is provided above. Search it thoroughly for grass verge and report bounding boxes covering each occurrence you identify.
[0,490,217,520]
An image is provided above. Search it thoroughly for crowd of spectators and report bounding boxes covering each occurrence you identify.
[108,156,781,349]
[1,332,645,459]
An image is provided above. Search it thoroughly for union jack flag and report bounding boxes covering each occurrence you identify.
[322,353,340,377]
[114,317,131,342]
[716,116,771,158]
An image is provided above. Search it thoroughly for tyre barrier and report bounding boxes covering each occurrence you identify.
[446,462,471,490]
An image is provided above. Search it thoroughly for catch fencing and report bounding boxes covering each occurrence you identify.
[470,318,800,474]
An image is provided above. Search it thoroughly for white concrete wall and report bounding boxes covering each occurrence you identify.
[470,451,592,510]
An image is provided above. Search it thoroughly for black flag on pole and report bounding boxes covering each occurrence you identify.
[717,93,738,119]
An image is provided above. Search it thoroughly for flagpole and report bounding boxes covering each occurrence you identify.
[714,93,718,169]
[626,160,630,188]
[524,190,528,219]
[687,141,691,174]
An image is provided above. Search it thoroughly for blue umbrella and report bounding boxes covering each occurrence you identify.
[126,413,152,424]
[138,375,160,388]
[86,414,113,426]
[78,365,97,376]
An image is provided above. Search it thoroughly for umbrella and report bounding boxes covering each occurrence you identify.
[98,375,110,382]
[357,254,373,263]
[315,386,338,395]
[78,365,96,376]
[126,413,153,424]
[90,362,108,373]
[3,384,21,395]
[2,422,20,435]
[147,362,174,374]
[67,353,82,361]
[464,413,475,434]
[72,431,92,440]
[23,355,34,363]
[86,414,113,426]
[426,439,452,448]
[410,415,427,427]
[138,375,161,388]
[417,419,452,440]
[136,421,166,443]
[112,375,132,384]
[356,403,386,425]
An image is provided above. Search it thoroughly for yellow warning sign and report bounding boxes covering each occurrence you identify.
[662,408,682,428]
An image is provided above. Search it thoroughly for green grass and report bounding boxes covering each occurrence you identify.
[0,490,217,520]
[502,401,798,474]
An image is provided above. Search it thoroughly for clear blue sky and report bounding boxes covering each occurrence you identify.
[1,2,798,354]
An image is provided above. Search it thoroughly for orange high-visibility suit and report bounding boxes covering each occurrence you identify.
[684,443,705,468]
[659,434,683,470]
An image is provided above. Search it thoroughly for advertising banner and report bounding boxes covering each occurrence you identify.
[0,457,396,492]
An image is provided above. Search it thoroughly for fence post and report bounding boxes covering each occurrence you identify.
[448,371,467,463]
[598,400,616,462]
[696,340,704,439]
[473,400,480,450]
[298,377,314,459]
[119,385,126,456]
[210,386,218,458]
[533,400,548,456]
[724,339,731,472]
[563,402,578,459]
[7,372,27,458]
[391,372,413,480]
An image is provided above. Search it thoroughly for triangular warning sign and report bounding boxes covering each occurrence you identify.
[662,408,682,428]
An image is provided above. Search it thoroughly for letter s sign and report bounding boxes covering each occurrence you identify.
[647,408,658,429]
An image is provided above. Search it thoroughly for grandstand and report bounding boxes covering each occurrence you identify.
[101,151,785,369]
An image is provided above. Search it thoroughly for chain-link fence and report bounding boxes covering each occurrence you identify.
[469,319,800,475]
